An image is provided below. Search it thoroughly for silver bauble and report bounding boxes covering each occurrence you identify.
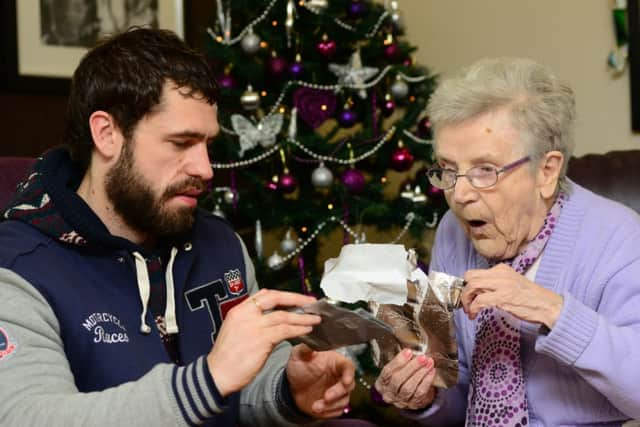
[280,229,297,255]
[241,31,261,54]
[311,162,333,188]
[390,79,409,100]
[240,85,260,111]
[267,250,285,270]
[223,189,237,204]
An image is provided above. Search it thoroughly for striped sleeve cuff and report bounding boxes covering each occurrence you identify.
[172,356,228,426]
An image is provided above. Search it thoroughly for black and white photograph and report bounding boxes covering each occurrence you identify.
[40,0,160,48]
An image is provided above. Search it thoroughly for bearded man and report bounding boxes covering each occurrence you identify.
[0,28,354,427]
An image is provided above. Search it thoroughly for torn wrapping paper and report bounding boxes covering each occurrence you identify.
[320,243,413,305]
[319,243,465,388]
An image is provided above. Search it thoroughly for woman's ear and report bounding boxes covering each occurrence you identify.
[537,150,564,199]
[88,111,122,160]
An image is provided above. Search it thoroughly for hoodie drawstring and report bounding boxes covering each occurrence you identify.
[164,247,179,334]
[132,248,180,335]
[133,251,152,334]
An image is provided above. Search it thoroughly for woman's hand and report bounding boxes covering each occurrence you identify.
[374,349,437,410]
[461,263,564,328]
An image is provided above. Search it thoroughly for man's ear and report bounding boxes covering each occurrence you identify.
[537,150,564,199]
[88,111,122,159]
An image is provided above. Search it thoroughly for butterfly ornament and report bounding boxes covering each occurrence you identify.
[231,113,283,157]
[329,49,379,99]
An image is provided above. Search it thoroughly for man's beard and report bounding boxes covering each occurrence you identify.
[105,141,207,240]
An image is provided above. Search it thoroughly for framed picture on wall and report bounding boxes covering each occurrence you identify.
[0,0,184,95]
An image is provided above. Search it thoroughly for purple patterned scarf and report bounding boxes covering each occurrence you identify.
[465,192,566,427]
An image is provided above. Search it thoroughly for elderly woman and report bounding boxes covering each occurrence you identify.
[375,58,640,426]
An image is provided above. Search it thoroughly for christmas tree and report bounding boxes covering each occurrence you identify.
[202,0,445,422]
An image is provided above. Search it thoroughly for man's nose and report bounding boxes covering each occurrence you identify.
[188,143,214,182]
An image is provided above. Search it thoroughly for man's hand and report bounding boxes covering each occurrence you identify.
[461,264,564,328]
[374,349,437,410]
[286,344,355,418]
[207,289,321,396]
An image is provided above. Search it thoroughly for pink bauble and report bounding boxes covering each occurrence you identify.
[341,168,366,193]
[417,116,433,139]
[391,146,414,171]
[426,183,444,199]
[381,98,395,117]
[279,173,298,194]
[384,43,401,62]
[268,56,288,77]
[316,38,337,58]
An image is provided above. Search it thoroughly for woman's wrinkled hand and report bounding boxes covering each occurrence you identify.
[461,263,564,328]
[374,349,437,410]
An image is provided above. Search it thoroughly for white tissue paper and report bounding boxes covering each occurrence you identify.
[320,243,427,305]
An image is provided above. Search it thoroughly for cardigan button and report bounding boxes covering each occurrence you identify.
[183,242,193,251]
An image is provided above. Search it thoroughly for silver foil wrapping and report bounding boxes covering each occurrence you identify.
[370,269,464,388]
[295,299,397,351]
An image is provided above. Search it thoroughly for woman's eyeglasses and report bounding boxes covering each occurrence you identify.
[426,156,531,190]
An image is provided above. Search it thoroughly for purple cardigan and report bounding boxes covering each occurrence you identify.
[407,181,640,426]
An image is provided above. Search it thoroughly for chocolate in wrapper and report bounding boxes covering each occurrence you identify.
[295,299,398,351]
[370,267,464,388]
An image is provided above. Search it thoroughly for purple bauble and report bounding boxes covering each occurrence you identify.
[347,0,368,18]
[384,43,401,62]
[216,73,236,89]
[337,109,358,127]
[391,146,414,172]
[288,61,304,78]
[381,98,396,117]
[268,56,288,77]
[278,173,298,194]
[341,168,366,193]
[417,116,433,139]
[293,87,337,129]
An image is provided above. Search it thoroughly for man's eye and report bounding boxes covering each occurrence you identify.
[170,140,188,147]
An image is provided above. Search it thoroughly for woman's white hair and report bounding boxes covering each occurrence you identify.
[426,57,576,192]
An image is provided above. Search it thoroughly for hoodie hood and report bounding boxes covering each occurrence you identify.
[3,147,189,335]
[3,147,154,253]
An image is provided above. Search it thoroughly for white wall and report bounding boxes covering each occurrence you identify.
[400,0,640,155]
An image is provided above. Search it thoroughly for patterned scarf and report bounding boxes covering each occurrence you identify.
[465,192,565,427]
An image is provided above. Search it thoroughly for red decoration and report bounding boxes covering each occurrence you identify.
[316,37,337,58]
[426,183,444,199]
[384,43,401,62]
[391,146,414,172]
[417,116,433,139]
[279,173,298,194]
[381,98,395,117]
[268,56,288,77]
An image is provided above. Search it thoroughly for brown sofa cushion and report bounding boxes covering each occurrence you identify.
[567,150,640,214]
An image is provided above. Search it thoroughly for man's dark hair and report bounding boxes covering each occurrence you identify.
[64,27,219,170]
